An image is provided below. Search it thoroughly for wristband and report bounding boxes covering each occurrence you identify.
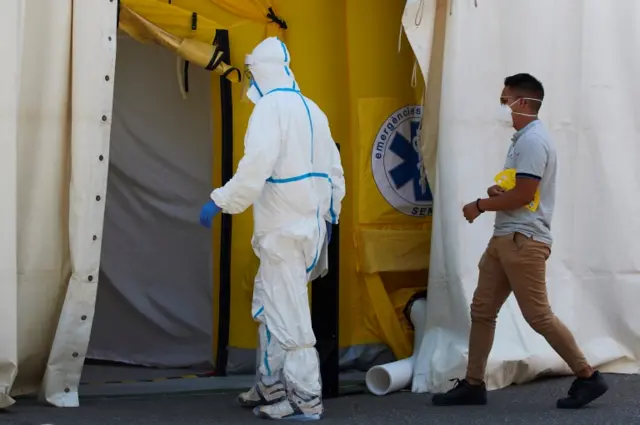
[476,198,485,213]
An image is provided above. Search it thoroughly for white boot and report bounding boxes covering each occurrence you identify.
[254,389,323,421]
[238,379,286,408]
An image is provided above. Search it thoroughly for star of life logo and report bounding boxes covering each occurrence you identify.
[371,105,433,217]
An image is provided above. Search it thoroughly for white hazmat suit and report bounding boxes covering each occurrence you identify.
[210,37,345,421]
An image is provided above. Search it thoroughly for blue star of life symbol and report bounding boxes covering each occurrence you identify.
[388,120,433,202]
[371,105,433,217]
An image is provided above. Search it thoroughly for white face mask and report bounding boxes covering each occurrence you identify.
[245,82,263,104]
[497,98,540,128]
[497,104,514,128]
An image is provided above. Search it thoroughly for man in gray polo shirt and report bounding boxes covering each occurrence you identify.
[431,73,608,409]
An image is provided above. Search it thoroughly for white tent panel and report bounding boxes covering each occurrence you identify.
[401,0,443,195]
[87,37,214,368]
[40,0,118,407]
[401,0,436,88]
[0,0,118,408]
[0,0,23,409]
[410,0,640,393]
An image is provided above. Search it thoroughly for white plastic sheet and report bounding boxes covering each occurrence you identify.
[88,37,213,368]
[408,0,640,393]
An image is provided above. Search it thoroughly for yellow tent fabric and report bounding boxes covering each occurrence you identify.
[210,0,286,38]
[119,0,240,81]
[125,0,431,369]
[120,0,222,43]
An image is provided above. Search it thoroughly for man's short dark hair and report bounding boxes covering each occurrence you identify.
[504,73,544,111]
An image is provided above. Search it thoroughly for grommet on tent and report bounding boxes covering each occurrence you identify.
[99,155,104,161]
[81,315,87,321]
[105,75,110,81]
[92,235,97,241]
[96,195,101,201]
[64,388,70,393]
[88,275,94,281]
[72,352,78,358]
[101,115,107,121]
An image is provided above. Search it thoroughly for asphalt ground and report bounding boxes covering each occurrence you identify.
[2,373,637,425]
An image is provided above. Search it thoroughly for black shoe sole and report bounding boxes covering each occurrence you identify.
[432,398,488,406]
[556,385,609,409]
[238,396,286,409]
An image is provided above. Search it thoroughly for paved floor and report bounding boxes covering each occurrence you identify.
[2,374,637,425]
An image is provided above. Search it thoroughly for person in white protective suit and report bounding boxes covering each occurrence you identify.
[198,37,345,421]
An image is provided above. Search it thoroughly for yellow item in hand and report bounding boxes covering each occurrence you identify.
[494,168,540,212]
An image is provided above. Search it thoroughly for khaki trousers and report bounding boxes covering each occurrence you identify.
[466,233,590,383]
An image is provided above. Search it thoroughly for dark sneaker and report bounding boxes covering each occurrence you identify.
[432,379,488,406]
[556,371,608,409]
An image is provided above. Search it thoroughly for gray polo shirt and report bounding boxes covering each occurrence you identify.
[494,120,557,245]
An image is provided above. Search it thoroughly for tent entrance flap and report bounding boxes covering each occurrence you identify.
[86,36,214,369]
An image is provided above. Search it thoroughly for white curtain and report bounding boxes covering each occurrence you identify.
[408,0,640,392]
[0,0,117,408]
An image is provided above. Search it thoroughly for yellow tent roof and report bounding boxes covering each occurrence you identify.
[118,0,287,82]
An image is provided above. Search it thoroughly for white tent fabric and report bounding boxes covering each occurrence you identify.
[0,0,117,408]
[0,0,23,409]
[401,0,441,191]
[87,37,213,368]
[407,0,640,393]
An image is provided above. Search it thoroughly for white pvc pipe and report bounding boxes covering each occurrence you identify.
[365,298,427,396]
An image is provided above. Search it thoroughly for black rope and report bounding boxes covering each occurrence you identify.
[183,60,190,93]
[266,7,287,29]
[221,67,241,82]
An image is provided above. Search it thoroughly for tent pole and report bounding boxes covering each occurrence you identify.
[311,143,341,399]
[214,29,233,376]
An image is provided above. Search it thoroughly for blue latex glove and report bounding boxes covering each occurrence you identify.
[326,221,332,243]
[199,200,221,228]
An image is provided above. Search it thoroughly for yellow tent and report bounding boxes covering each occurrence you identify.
[116,0,431,378]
